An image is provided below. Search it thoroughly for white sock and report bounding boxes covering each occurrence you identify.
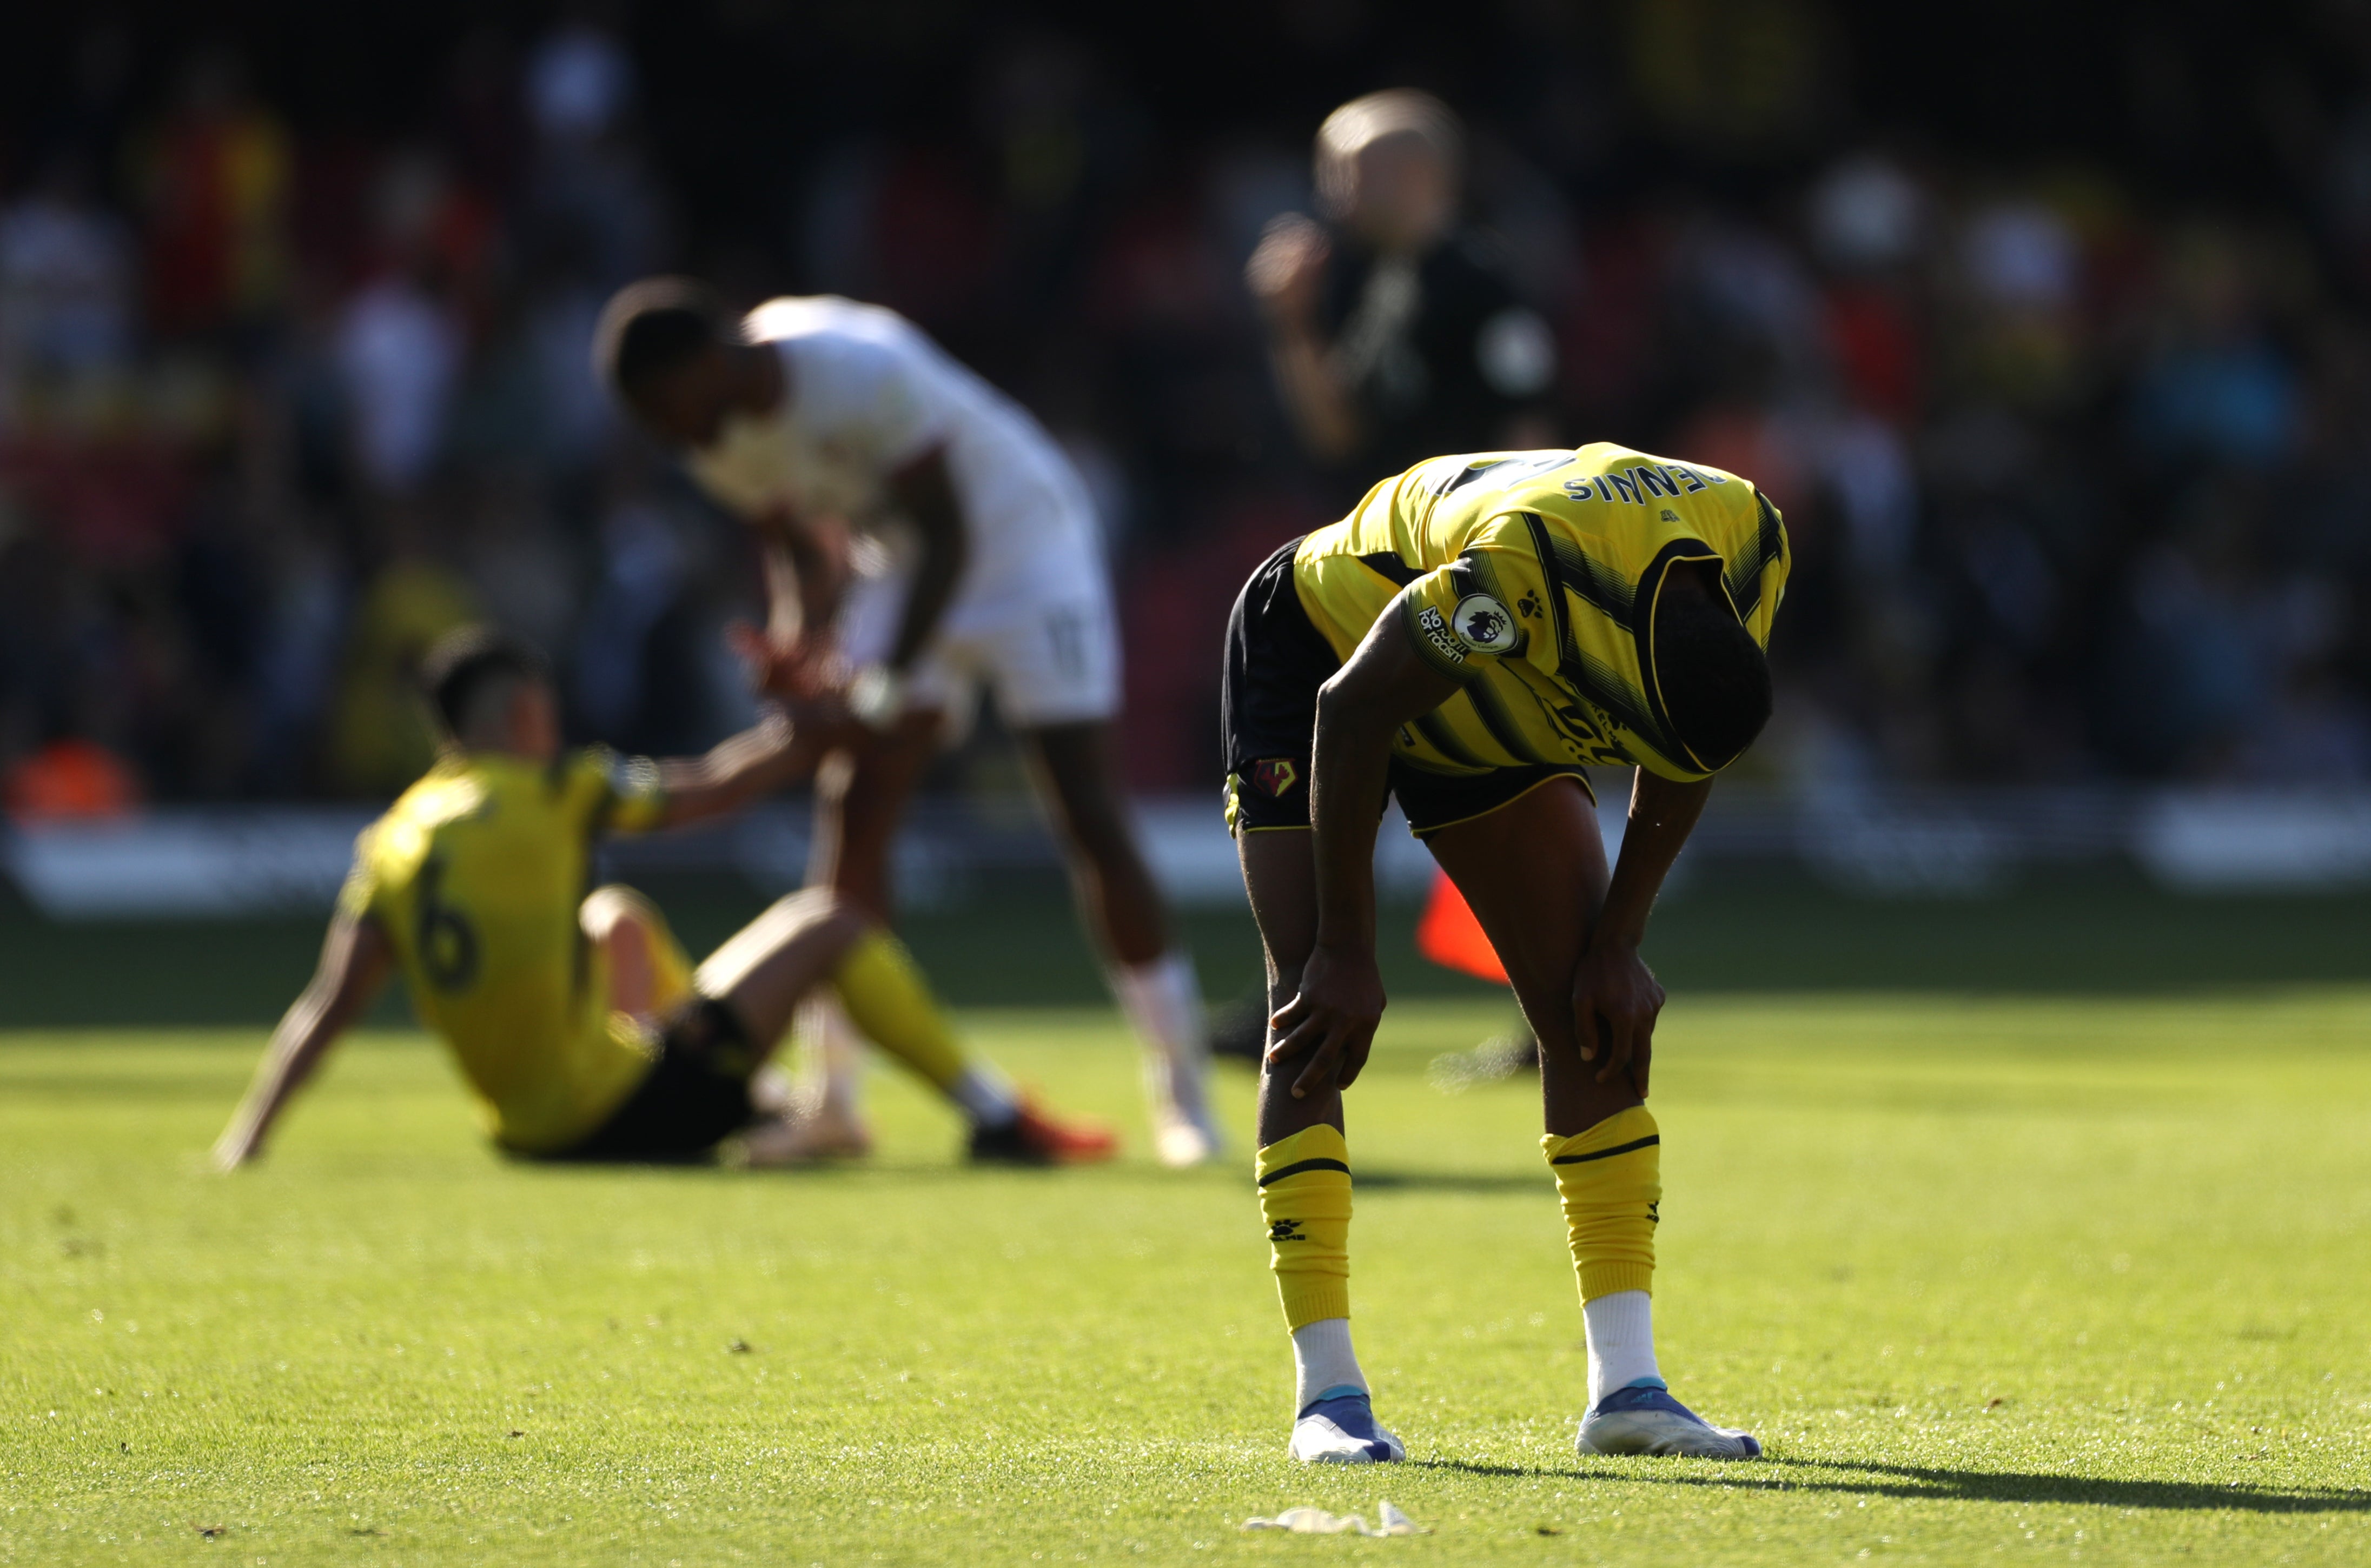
[951,1066,1019,1130]
[1290,1317,1369,1413]
[1110,951,1214,1129]
[799,996,867,1119]
[807,988,1017,1131]
[1583,1290,1664,1410]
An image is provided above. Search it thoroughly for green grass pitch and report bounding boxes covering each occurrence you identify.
[5,992,2368,1564]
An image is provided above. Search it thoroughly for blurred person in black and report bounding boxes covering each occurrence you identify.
[1226,89,1561,1066]
[1245,89,1560,482]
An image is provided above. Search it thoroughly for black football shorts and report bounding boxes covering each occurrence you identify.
[1221,536,1587,840]
[544,997,760,1162]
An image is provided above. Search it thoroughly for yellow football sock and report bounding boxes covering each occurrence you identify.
[1543,1106,1661,1302]
[1257,1124,1354,1329]
[829,929,968,1094]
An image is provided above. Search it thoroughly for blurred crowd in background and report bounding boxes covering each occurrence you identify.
[5,1,2371,816]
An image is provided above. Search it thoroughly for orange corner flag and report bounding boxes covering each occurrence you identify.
[1415,868,1508,985]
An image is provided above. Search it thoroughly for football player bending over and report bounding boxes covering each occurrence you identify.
[213,627,1114,1172]
[1223,444,1784,1463]
[592,280,1221,1167]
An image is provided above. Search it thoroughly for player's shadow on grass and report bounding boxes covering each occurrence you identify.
[1413,1456,2371,1513]
[1346,1169,1548,1195]
[559,1163,1554,1192]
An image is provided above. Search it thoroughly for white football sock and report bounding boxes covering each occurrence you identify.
[1583,1290,1664,1409]
[950,1066,1019,1130]
[800,996,867,1119]
[810,988,1017,1131]
[1110,951,1214,1128]
[1291,1317,1369,1412]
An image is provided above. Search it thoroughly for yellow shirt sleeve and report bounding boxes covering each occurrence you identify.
[1395,513,1556,681]
[335,824,385,922]
[566,747,669,839]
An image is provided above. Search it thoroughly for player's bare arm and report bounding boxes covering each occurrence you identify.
[876,444,968,676]
[648,705,855,830]
[1573,768,1710,1099]
[1268,610,1459,1099]
[740,506,850,696]
[761,510,837,642]
[738,449,963,724]
[1571,559,1732,1093]
[211,911,396,1172]
[1246,215,1361,463]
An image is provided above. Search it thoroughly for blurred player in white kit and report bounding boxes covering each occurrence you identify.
[595,280,1221,1166]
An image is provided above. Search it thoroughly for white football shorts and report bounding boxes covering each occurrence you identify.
[838,553,1121,735]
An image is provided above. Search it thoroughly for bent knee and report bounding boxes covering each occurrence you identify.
[769,886,871,947]
[690,888,871,1000]
[815,900,873,953]
[771,883,842,917]
[581,884,662,941]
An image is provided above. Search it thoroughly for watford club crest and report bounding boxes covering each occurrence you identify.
[1249,758,1300,797]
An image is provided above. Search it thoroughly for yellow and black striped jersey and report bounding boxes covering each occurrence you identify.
[338,748,669,1153]
[1292,444,1788,784]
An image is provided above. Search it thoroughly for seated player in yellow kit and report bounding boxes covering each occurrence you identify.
[213,627,1114,1170]
[1223,446,1785,1462]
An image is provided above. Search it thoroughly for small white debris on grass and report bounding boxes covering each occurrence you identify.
[1241,1501,1426,1536]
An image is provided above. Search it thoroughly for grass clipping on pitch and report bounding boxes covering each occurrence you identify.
[3,994,2369,1565]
